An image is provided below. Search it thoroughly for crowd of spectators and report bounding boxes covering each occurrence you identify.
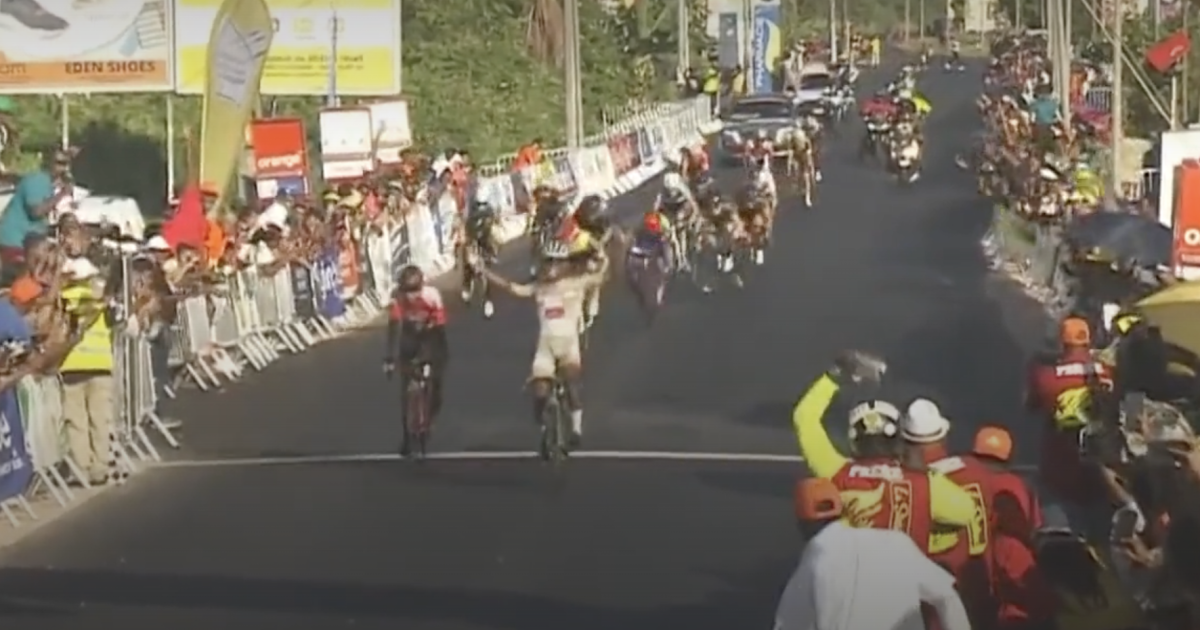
[0,143,477,488]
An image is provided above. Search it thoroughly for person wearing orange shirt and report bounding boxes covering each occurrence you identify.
[513,138,543,171]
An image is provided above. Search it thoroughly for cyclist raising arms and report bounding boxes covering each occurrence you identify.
[383,265,450,456]
[472,245,608,449]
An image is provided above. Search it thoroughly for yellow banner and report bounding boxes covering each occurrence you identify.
[198,0,273,208]
[174,0,401,96]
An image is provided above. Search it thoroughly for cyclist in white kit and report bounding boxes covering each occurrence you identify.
[473,247,608,447]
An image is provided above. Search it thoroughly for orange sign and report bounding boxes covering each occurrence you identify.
[249,118,308,178]
[1172,159,1200,270]
[0,0,174,93]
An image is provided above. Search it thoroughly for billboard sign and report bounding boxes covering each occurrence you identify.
[750,0,781,94]
[250,117,308,179]
[0,0,173,93]
[1157,128,1200,228]
[175,0,402,96]
[366,100,411,165]
[318,107,374,181]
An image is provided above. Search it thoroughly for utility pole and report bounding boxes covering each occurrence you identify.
[904,0,911,42]
[1016,0,1021,29]
[829,0,838,61]
[564,0,582,148]
[677,0,690,78]
[1110,0,1123,195]
[919,0,925,38]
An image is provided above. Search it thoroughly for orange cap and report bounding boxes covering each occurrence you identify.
[1059,317,1091,347]
[8,276,43,307]
[794,478,843,520]
[973,425,1013,462]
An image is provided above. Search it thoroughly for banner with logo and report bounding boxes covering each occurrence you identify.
[249,117,310,199]
[1157,128,1200,228]
[198,0,273,208]
[337,239,362,299]
[366,100,412,165]
[175,0,402,95]
[750,0,782,94]
[0,0,173,93]
[313,249,347,318]
[319,107,375,181]
[0,391,32,504]
[289,263,316,318]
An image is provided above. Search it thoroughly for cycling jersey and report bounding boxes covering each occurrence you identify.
[1026,349,1113,504]
[389,285,447,327]
[629,229,671,259]
[793,375,975,527]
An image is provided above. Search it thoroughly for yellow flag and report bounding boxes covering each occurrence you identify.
[199,0,273,210]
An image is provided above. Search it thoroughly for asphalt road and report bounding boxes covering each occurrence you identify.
[0,61,1054,629]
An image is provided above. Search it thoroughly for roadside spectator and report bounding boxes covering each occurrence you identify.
[0,149,73,271]
[58,255,116,485]
[513,138,543,171]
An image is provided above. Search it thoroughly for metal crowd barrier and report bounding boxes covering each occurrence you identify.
[984,207,1077,321]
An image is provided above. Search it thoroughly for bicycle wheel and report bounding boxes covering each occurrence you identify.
[553,388,572,462]
[406,379,430,460]
[540,393,561,462]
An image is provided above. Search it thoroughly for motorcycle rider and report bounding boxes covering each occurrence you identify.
[946,38,962,70]
[655,156,699,272]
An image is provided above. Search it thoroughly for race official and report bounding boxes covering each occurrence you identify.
[1025,316,1118,539]
[773,477,972,630]
[792,352,975,538]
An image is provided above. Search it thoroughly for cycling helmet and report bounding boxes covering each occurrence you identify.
[847,400,901,440]
[0,96,14,115]
[541,239,571,260]
[397,265,424,292]
[643,211,663,235]
[575,195,606,223]
[755,128,769,139]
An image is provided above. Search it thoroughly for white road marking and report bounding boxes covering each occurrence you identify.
[152,450,1038,472]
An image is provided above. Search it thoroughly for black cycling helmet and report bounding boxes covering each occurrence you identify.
[397,264,424,292]
[575,195,606,223]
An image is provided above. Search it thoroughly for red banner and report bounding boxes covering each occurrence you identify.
[250,118,309,179]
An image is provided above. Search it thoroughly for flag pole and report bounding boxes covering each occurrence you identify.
[327,7,339,107]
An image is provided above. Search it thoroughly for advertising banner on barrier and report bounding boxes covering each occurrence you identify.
[290,264,317,319]
[366,100,412,165]
[250,117,310,199]
[0,0,174,93]
[608,134,636,175]
[198,0,273,205]
[338,238,362,299]
[313,249,347,318]
[175,0,403,95]
[319,107,375,182]
[0,391,32,502]
[750,0,782,94]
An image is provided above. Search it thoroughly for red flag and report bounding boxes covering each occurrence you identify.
[1145,30,1190,73]
[161,184,206,251]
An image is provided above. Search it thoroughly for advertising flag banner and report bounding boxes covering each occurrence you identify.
[750,0,781,94]
[0,0,173,93]
[175,0,402,96]
[198,0,273,208]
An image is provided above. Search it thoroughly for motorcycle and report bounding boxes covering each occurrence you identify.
[861,116,891,162]
[626,247,669,323]
[889,136,921,185]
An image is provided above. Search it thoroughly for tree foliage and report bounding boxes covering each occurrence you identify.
[4,0,670,213]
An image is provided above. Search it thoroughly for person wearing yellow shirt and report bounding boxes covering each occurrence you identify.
[58,256,117,485]
[792,351,975,530]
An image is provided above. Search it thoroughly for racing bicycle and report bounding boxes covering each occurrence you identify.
[536,369,574,464]
[402,360,435,460]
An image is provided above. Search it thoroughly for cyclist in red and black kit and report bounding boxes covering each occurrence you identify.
[383,265,450,455]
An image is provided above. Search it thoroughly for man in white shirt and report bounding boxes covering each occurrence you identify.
[774,478,973,630]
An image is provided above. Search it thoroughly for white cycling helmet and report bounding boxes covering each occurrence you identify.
[756,128,769,139]
[848,400,901,440]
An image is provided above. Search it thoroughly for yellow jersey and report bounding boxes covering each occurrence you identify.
[792,375,975,527]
